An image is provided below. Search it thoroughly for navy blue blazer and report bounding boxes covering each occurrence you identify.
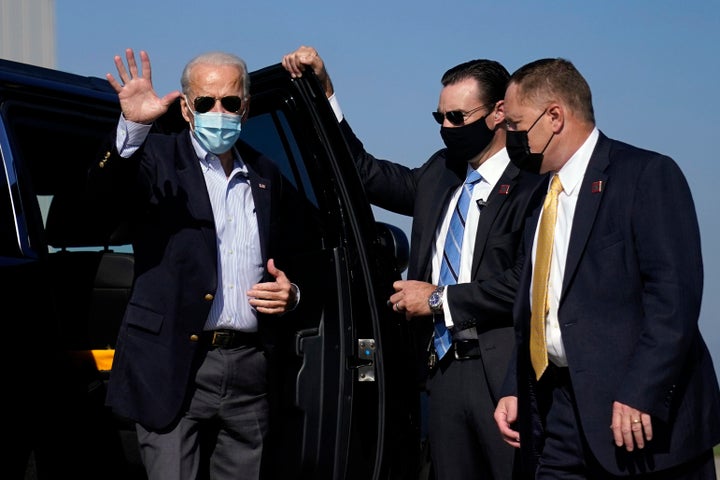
[509,132,720,475]
[340,119,546,396]
[91,129,292,430]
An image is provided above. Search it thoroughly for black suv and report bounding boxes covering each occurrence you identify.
[0,58,422,479]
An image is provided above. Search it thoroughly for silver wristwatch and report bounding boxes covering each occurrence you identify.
[428,285,445,314]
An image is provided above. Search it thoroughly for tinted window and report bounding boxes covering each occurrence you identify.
[241,110,319,209]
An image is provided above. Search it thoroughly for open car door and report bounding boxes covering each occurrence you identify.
[239,64,422,479]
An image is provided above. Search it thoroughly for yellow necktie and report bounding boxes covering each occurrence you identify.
[530,174,563,380]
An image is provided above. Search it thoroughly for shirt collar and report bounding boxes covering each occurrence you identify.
[468,147,511,187]
[188,130,248,178]
[556,127,599,196]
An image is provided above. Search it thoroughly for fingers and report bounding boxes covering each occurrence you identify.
[387,293,406,314]
[266,258,279,277]
[247,284,291,314]
[108,49,140,93]
[106,72,122,94]
[386,280,437,317]
[639,413,653,441]
[499,427,520,448]
[494,413,520,448]
[494,397,520,448]
[160,90,184,107]
[140,50,152,83]
[282,45,320,78]
[610,401,651,451]
[248,297,287,314]
[111,48,149,86]
[125,48,139,79]
[247,259,294,314]
[107,53,129,93]
[113,53,129,84]
[266,258,290,282]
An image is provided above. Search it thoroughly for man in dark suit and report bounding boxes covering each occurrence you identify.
[494,58,720,478]
[283,46,545,480]
[91,49,299,480]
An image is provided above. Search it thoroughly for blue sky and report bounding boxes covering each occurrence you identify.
[56,1,720,379]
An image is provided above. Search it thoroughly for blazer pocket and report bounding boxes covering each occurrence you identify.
[590,231,623,253]
[125,302,164,334]
[483,230,521,267]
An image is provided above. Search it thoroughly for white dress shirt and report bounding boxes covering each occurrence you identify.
[532,127,599,366]
[432,149,511,328]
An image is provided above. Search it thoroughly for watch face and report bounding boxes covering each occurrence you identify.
[429,291,442,310]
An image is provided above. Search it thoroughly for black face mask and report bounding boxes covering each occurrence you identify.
[506,110,553,174]
[440,114,494,164]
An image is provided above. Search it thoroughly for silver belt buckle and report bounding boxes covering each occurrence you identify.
[427,350,437,369]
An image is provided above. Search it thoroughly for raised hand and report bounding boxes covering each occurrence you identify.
[106,48,182,124]
[281,45,334,99]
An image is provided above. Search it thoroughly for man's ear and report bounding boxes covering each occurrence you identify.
[241,96,251,123]
[492,100,505,128]
[547,103,563,133]
[180,95,193,125]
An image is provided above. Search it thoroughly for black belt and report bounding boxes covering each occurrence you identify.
[203,329,259,349]
[428,339,481,369]
[452,339,481,360]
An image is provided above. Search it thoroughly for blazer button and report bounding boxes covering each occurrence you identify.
[204,293,214,301]
[190,334,200,342]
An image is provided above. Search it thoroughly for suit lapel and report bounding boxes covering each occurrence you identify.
[561,134,611,299]
[416,164,463,282]
[246,168,271,263]
[175,133,217,258]
[471,164,518,275]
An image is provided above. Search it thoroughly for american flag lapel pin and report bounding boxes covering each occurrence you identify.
[498,184,510,195]
[591,180,603,193]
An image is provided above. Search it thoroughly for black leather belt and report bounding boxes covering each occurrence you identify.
[428,339,481,369]
[203,329,259,349]
[453,339,481,360]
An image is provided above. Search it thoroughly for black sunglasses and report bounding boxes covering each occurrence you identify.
[192,95,243,114]
[432,104,488,126]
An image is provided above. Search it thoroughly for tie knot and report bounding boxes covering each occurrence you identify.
[550,174,563,194]
[466,170,482,185]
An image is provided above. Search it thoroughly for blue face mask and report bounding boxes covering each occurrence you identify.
[190,109,243,155]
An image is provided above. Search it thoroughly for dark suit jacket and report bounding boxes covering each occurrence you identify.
[340,119,546,395]
[508,132,720,475]
[90,129,293,431]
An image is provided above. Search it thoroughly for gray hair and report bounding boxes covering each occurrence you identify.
[180,51,250,98]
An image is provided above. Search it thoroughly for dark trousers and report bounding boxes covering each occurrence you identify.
[427,355,516,480]
[137,344,269,480]
[535,365,716,480]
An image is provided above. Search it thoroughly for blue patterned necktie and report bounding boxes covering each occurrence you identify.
[434,169,483,359]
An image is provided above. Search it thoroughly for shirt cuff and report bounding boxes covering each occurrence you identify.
[288,283,301,311]
[441,286,454,328]
[328,94,344,123]
[116,114,152,158]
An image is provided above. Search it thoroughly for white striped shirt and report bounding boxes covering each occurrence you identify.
[117,117,262,332]
[193,137,262,332]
